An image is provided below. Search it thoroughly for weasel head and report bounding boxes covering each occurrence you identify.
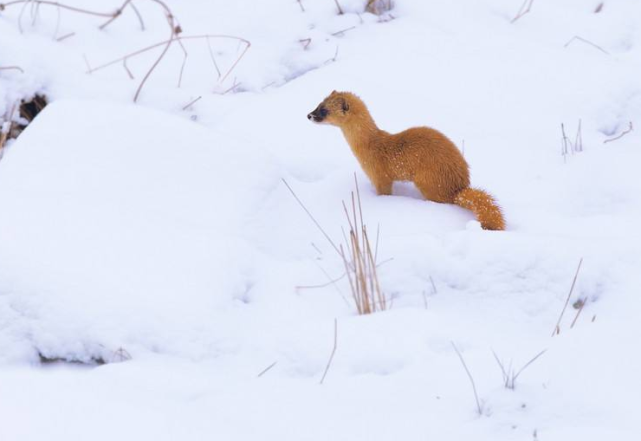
[307,91,362,127]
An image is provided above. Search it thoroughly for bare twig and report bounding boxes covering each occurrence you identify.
[296,271,348,291]
[0,0,116,18]
[111,347,132,363]
[206,36,222,80]
[296,0,305,12]
[129,1,145,30]
[123,58,134,79]
[282,179,342,255]
[512,350,547,384]
[320,319,338,384]
[133,0,179,102]
[98,0,132,30]
[511,0,534,23]
[604,121,633,144]
[87,33,250,101]
[257,361,278,378]
[451,342,483,415]
[570,298,587,328]
[594,2,603,13]
[574,119,583,152]
[222,78,241,95]
[0,65,24,73]
[429,276,437,294]
[181,95,202,111]
[56,31,75,41]
[176,38,188,88]
[0,103,18,151]
[552,258,583,336]
[333,0,343,15]
[564,36,610,55]
[324,45,340,64]
[332,26,356,37]
[299,38,311,50]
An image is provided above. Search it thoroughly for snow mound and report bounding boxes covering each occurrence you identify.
[0,100,276,363]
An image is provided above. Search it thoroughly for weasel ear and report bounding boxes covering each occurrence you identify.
[341,98,349,113]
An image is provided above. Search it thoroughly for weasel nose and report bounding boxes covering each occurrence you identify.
[307,113,313,120]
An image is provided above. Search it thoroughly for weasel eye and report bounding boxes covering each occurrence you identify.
[319,107,328,117]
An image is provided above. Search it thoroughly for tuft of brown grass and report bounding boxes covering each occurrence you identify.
[283,175,388,315]
[366,0,393,15]
[492,349,547,390]
[339,178,386,314]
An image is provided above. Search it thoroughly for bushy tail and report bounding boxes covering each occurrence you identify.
[454,187,505,231]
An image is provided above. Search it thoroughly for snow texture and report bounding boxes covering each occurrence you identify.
[0,0,640,440]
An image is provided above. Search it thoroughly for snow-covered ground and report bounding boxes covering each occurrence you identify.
[1,0,640,439]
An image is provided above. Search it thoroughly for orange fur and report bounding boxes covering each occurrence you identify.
[308,91,505,230]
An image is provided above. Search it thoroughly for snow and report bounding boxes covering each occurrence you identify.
[1,0,640,440]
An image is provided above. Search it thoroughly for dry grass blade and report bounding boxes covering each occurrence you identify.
[181,95,202,111]
[492,350,510,387]
[0,103,18,153]
[0,65,24,73]
[570,298,587,328]
[282,179,342,255]
[320,319,338,384]
[257,361,277,378]
[552,258,583,336]
[333,0,343,15]
[87,33,250,101]
[512,349,547,384]
[451,342,483,415]
[564,36,610,55]
[0,0,118,18]
[511,0,534,23]
[284,176,387,315]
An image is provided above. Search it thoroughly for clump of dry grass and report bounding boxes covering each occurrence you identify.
[0,104,17,153]
[339,180,386,314]
[0,94,48,157]
[283,176,388,315]
[366,0,393,15]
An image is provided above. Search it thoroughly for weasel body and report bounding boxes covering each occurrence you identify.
[308,91,505,230]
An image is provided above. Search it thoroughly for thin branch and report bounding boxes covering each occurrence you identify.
[511,0,534,23]
[512,349,547,384]
[206,36,222,80]
[181,95,202,111]
[492,350,510,387]
[123,57,134,79]
[299,38,311,50]
[257,361,277,378]
[133,0,178,102]
[333,0,343,15]
[570,298,587,328]
[129,1,145,30]
[0,0,118,18]
[451,342,483,415]
[296,271,347,291]
[552,258,583,336]
[176,38,188,88]
[296,0,305,12]
[87,34,251,93]
[56,31,75,41]
[604,121,633,144]
[332,26,356,37]
[0,65,24,73]
[282,179,342,256]
[320,319,338,384]
[564,36,610,55]
[98,0,131,30]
